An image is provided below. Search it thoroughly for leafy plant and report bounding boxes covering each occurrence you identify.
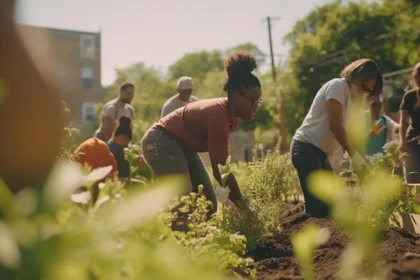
[308,169,401,279]
[0,160,251,280]
[162,185,256,278]
[291,225,330,280]
[123,144,153,186]
[58,101,80,161]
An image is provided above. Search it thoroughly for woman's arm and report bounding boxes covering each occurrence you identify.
[207,119,244,207]
[326,99,353,155]
[208,148,243,204]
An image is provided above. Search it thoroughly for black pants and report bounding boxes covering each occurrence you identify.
[290,139,332,218]
[407,141,420,183]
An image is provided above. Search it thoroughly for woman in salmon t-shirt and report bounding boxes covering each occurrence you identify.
[141,52,263,214]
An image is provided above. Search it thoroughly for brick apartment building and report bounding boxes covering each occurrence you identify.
[17,24,106,128]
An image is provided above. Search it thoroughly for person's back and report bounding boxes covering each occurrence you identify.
[154,97,239,152]
[161,94,198,118]
[75,138,118,172]
[108,141,129,178]
[294,78,351,155]
[160,76,198,118]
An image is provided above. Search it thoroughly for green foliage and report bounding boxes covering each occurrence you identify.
[123,144,153,185]
[225,43,266,69]
[58,102,80,161]
[168,50,224,81]
[235,146,298,247]
[161,185,256,278]
[291,225,330,280]
[0,161,255,280]
[307,167,401,279]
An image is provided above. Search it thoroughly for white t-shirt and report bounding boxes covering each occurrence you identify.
[294,78,351,155]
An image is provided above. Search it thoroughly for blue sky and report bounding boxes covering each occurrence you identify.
[16,0,357,86]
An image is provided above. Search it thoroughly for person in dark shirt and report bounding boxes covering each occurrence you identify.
[108,116,133,179]
[399,62,420,183]
[141,52,263,214]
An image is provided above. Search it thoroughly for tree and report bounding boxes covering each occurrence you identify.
[226,43,266,68]
[168,50,224,81]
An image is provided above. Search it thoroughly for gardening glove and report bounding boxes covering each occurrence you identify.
[225,198,237,211]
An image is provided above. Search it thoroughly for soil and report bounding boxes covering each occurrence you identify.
[252,204,420,280]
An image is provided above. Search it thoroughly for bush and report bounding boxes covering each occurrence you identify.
[0,161,255,280]
[234,145,298,248]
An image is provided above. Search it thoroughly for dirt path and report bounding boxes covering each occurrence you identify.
[251,204,420,279]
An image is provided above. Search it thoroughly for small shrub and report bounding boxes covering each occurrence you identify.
[236,145,298,247]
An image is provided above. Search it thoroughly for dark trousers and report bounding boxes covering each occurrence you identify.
[290,138,332,218]
[141,128,217,215]
[406,141,420,183]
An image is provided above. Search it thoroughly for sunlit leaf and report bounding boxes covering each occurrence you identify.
[106,176,186,229]
[14,188,38,217]
[0,222,20,269]
[43,161,84,208]
[292,225,330,280]
[0,179,17,220]
[82,165,113,185]
[308,170,345,203]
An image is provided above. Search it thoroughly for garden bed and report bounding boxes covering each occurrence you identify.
[252,204,420,280]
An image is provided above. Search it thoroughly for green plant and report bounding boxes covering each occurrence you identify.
[58,101,80,161]
[291,225,330,280]
[162,185,256,278]
[123,144,153,186]
[308,169,401,279]
[234,146,297,247]
[0,160,250,280]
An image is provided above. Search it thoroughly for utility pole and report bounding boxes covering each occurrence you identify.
[264,16,288,154]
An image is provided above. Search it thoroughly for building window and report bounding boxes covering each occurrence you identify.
[82,103,96,123]
[81,67,93,89]
[80,34,95,59]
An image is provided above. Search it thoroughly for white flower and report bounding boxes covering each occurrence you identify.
[215,187,230,204]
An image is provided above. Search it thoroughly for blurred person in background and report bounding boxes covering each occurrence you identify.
[290,58,383,218]
[0,0,64,193]
[107,116,152,183]
[365,96,399,156]
[74,137,118,202]
[142,52,262,215]
[399,62,420,183]
[160,76,198,118]
[95,82,136,142]
[108,116,133,180]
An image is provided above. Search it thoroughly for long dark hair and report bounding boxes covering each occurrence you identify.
[114,116,132,139]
